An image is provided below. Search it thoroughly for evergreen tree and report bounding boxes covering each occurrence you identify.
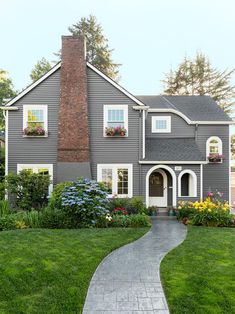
[0,69,16,130]
[30,58,53,82]
[68,15,120,80]
[162,53,235,115]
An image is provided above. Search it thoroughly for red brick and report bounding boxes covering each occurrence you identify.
[58,36,90,162]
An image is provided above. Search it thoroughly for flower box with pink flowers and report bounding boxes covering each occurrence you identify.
[23,126,47,137]
[208,153,224,163]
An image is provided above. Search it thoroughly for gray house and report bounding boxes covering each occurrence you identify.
[2,36,234,207]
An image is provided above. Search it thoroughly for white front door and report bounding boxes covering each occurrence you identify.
[149,169,167,207]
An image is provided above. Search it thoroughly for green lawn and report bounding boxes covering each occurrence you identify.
[161,226,235,314]
[0,228,149,314]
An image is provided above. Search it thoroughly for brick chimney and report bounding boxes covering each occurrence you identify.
[57,36,91,181]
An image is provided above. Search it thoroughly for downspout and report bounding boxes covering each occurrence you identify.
[139,111,142,196]
[195,123,198,141]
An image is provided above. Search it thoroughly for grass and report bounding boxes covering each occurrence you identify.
[0,227,149,314]
[161,226,235,314]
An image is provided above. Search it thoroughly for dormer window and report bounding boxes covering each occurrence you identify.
[152,116,171,133]
[103,105,128,137]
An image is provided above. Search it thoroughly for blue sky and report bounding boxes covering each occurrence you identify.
[1,0,235,95]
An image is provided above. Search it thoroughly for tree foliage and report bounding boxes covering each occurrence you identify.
[162,53,235,115]
[0,69,16,129]
[30,58,53,82]
[6,170,50,211]
[231,134,235,159]
[68,15,120,80]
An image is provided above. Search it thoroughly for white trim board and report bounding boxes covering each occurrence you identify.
[4,62,146,108]
[148,108,235,125]
[146,164,177,207]
[178,169,197,197]
[5,63,61,107]
[139,160,208,164]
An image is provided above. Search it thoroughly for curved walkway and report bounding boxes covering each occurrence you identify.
[83,218,187,314]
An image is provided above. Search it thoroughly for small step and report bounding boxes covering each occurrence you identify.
[151,216,177,220]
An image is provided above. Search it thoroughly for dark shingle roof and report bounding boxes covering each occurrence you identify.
[136,95,232,122]
[144,138,206,161]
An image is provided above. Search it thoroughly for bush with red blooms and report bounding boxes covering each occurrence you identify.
[112,207,128,215]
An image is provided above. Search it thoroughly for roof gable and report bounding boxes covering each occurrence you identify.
[4,62,146,108]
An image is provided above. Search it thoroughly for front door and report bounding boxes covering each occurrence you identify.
[149,170,167,207]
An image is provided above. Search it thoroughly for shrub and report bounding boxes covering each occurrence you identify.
[41,207,70,229]
[47,181,73,211]
[110,214,151,228]
[6,170,51,210]
[112,207,128,215]
[0,200,11,217]
[108,196,147,215]
[0,215,16,231]
[108,197,129,212]
[178,196,233,227]
[61,178,110,227]
[147,206,158,216]
[17,210,42,228]
[128,196,147,214]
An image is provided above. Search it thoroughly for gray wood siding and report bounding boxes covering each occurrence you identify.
[8,69,60,184]
[87,68,142,195]
[197,125,230,201]
[146,112,195,138]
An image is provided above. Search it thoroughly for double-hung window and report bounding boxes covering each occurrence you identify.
[103,105,128,136]
[17,164,53,195]
[152,116,171,133]
[23,105,48,135]
[97,164,133,197]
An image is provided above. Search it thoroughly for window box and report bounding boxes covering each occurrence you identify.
[105,126,127,137]
[208,153,224,163]
[23,126,47,137]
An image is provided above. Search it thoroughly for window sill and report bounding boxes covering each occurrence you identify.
[104,135,128,138]
[22,134,48,138]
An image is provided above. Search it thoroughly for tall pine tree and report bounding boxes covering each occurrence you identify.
[162,53,235,115]
[68,15,120,80]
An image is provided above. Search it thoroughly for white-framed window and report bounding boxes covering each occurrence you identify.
[178,169,197,197]
[103,105,128,136]
[97,164,133,197]
[23,105,48,134]
[151,116,171,133]
[206,136,223,162]
[17,164,53,195]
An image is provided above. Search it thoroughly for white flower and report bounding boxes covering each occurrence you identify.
[106,214,112,221]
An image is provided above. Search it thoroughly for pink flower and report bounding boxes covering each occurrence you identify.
[207,192,214,197]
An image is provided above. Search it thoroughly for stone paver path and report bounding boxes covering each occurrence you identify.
[83,218,187,314]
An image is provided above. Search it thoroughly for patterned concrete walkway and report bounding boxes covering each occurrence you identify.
[83,218,187,314]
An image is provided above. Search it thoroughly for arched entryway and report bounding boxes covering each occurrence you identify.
[146,165,177,207]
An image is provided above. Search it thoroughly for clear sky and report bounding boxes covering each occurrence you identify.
[1,0,235,95]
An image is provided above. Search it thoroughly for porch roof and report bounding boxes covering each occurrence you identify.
[144,138,206,162]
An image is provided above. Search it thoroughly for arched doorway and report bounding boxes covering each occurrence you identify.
[146,165,177,207]
[149,169,167,207]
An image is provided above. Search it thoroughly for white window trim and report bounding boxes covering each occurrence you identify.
[206,136,223,162]
[151,116,171,133]
[178,169,197,197]
[23,105,48,134]
[97,164,133,198]
[17,164,53,195]
[103,105,128,137]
